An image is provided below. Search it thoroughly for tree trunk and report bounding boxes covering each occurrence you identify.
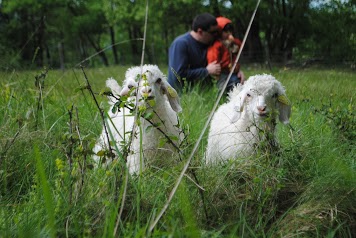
[86,35,109,66]
[35,15,46,67]
[109,26,119,64]
[129,23,146,63]
[247,12,263,62]
[58,41,65,70]
[210,0,221,16]
[45,43,51,66]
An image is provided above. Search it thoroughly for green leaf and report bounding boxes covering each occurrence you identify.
[158,138,167,147]
[168,135,179,141]
[145,125,153,133]
[96,150,106,157]
[33,145,56,238]
[143,111,154,120]
[111,106,117,114]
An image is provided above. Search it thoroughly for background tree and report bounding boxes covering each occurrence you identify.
[296,0,356,64]
[67,0,110,66]
[260,0,311,63]
[1,0,65,67]
[218,1,264,62]
[102,0,120,65]
[0,0,354,70]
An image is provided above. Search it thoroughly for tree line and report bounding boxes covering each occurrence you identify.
[0,0,354,70]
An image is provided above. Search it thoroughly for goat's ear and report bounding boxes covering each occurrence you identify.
[105,78,122,105]
[231,91,246,123]
[277,94,291,124]
[230,111,241,123]
[106,78,122,96]
[159,80,182,112]
[120,86,130,96]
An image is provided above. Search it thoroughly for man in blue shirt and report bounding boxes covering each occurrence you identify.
[168,13,221,92]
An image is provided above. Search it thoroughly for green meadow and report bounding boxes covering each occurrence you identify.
[0,66,355,237]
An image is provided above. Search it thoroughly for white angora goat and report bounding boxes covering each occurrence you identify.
[92,78,132,164]
[93,65,183,174]
[205,74,291,163]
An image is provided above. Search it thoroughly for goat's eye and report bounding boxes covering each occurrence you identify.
[273,93,278,98]
[247,93,251,97]
[128,85,133,89]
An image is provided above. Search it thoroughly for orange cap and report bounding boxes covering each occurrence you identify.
[216,16,232,31]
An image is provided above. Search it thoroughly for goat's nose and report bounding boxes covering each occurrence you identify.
[141,87,152,97]
[141,86,150,93]
[257,105,266,112]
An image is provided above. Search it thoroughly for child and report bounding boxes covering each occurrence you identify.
[207,16,244,94]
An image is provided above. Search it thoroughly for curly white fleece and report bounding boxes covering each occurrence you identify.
[205,74,291,163]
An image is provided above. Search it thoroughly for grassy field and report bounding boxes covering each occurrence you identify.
[0,65,355,237]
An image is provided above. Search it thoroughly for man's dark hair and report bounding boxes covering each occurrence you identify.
[192,13,217,32]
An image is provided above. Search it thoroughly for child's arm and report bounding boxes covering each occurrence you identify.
[207,41,223,64]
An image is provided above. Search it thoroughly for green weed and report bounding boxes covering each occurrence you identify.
[0,66,355,237]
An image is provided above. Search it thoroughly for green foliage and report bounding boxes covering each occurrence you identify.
[0,66,355,237]
[305,0,356,63]
[33,145,56,238]
[314,99,355,142]
[1,0,354,69]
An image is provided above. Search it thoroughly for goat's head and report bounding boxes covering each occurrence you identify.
[231,74,291,124]
[120,65,182,113]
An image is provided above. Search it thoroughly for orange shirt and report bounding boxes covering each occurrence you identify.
[207,37,242,73]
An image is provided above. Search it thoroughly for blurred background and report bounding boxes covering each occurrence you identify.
[0,0,355,70]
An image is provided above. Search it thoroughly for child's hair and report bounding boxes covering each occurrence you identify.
[223,23,234,33]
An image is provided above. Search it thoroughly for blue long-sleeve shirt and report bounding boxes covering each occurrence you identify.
[168,32,209,92]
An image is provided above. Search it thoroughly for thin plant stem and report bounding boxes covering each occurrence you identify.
[80,66,115,160]
[113,1,149,236]
[148,0,261,233]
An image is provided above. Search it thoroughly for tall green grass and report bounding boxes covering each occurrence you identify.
[0,66,355,237]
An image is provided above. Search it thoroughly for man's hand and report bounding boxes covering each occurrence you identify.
[207,60,221,76]
[238,70,245,84]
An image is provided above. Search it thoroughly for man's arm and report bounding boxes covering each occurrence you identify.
[168,40,187,89]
